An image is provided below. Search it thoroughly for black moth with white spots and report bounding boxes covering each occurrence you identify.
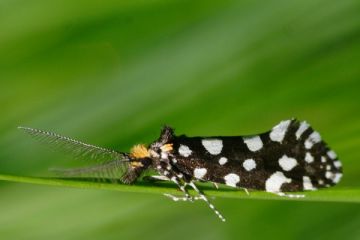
[172,119,342,191]
[19,119,342,222]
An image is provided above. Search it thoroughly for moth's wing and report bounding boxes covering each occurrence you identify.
[258,119,343,191]
[18,126,128,163]
[170,119,342,192]
[50,159,130,183]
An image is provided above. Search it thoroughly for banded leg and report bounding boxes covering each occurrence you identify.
[188,181,226,222]
[212,182,219,189]
[242,188,250,195]
[271,191,305,198]
[163,175,194,201]
[143,175,170,182]
[163,194,203,201]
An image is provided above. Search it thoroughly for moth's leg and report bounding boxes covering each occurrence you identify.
[143,175,170,182]
[188,181,226,222]
[163,193,203,201]
[121,167,143,184]
[164,169,198,202]
[242,188,250,195]
[164,176,206,202]
[212,182,219,189]
[163,174,195,202]
[156,161,195,201]
[270,191,305,198]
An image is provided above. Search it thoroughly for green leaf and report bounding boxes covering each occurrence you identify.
[1,173,359,203]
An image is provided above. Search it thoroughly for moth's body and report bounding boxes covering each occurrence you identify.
[19,119,342,222]
[145,120,342,194]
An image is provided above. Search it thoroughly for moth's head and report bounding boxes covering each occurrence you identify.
[148,125,175,159]
[129,144,152,168]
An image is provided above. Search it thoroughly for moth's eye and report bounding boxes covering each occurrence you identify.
[141,158,152,166]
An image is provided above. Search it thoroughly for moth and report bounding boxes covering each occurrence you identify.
[19,119,342,222]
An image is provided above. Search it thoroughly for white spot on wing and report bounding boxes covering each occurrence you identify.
[333,173,342,183]
[278,155,298,171]
[202,139,223,155]
[321,156,327,163]
[243,136,263,152]
[305,131,321,149]
[194,168,207,179]
[325,171,333,179]
[270,120,291,143]
[178,144,192,157]
[243,159,256,171]
[303,176,317,190]
[218,157,228,165]
[305,152,314,163]
[327,150,337,159]
[265,171,292,193]
[224,173,240,187]
[325,171,342,184]
[334,160,342,168]
[296,121,310,140]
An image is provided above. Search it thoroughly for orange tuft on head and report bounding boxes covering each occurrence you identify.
[130,144,150,159]
[160,143,173,152]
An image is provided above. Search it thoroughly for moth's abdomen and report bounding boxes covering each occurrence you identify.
[171,119,342,193]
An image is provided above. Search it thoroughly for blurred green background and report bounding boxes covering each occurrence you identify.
[1,0,360,239]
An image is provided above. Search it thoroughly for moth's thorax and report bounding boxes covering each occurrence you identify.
[148,140,176,175]
[148,140,173,158]
[148,125,175,159]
